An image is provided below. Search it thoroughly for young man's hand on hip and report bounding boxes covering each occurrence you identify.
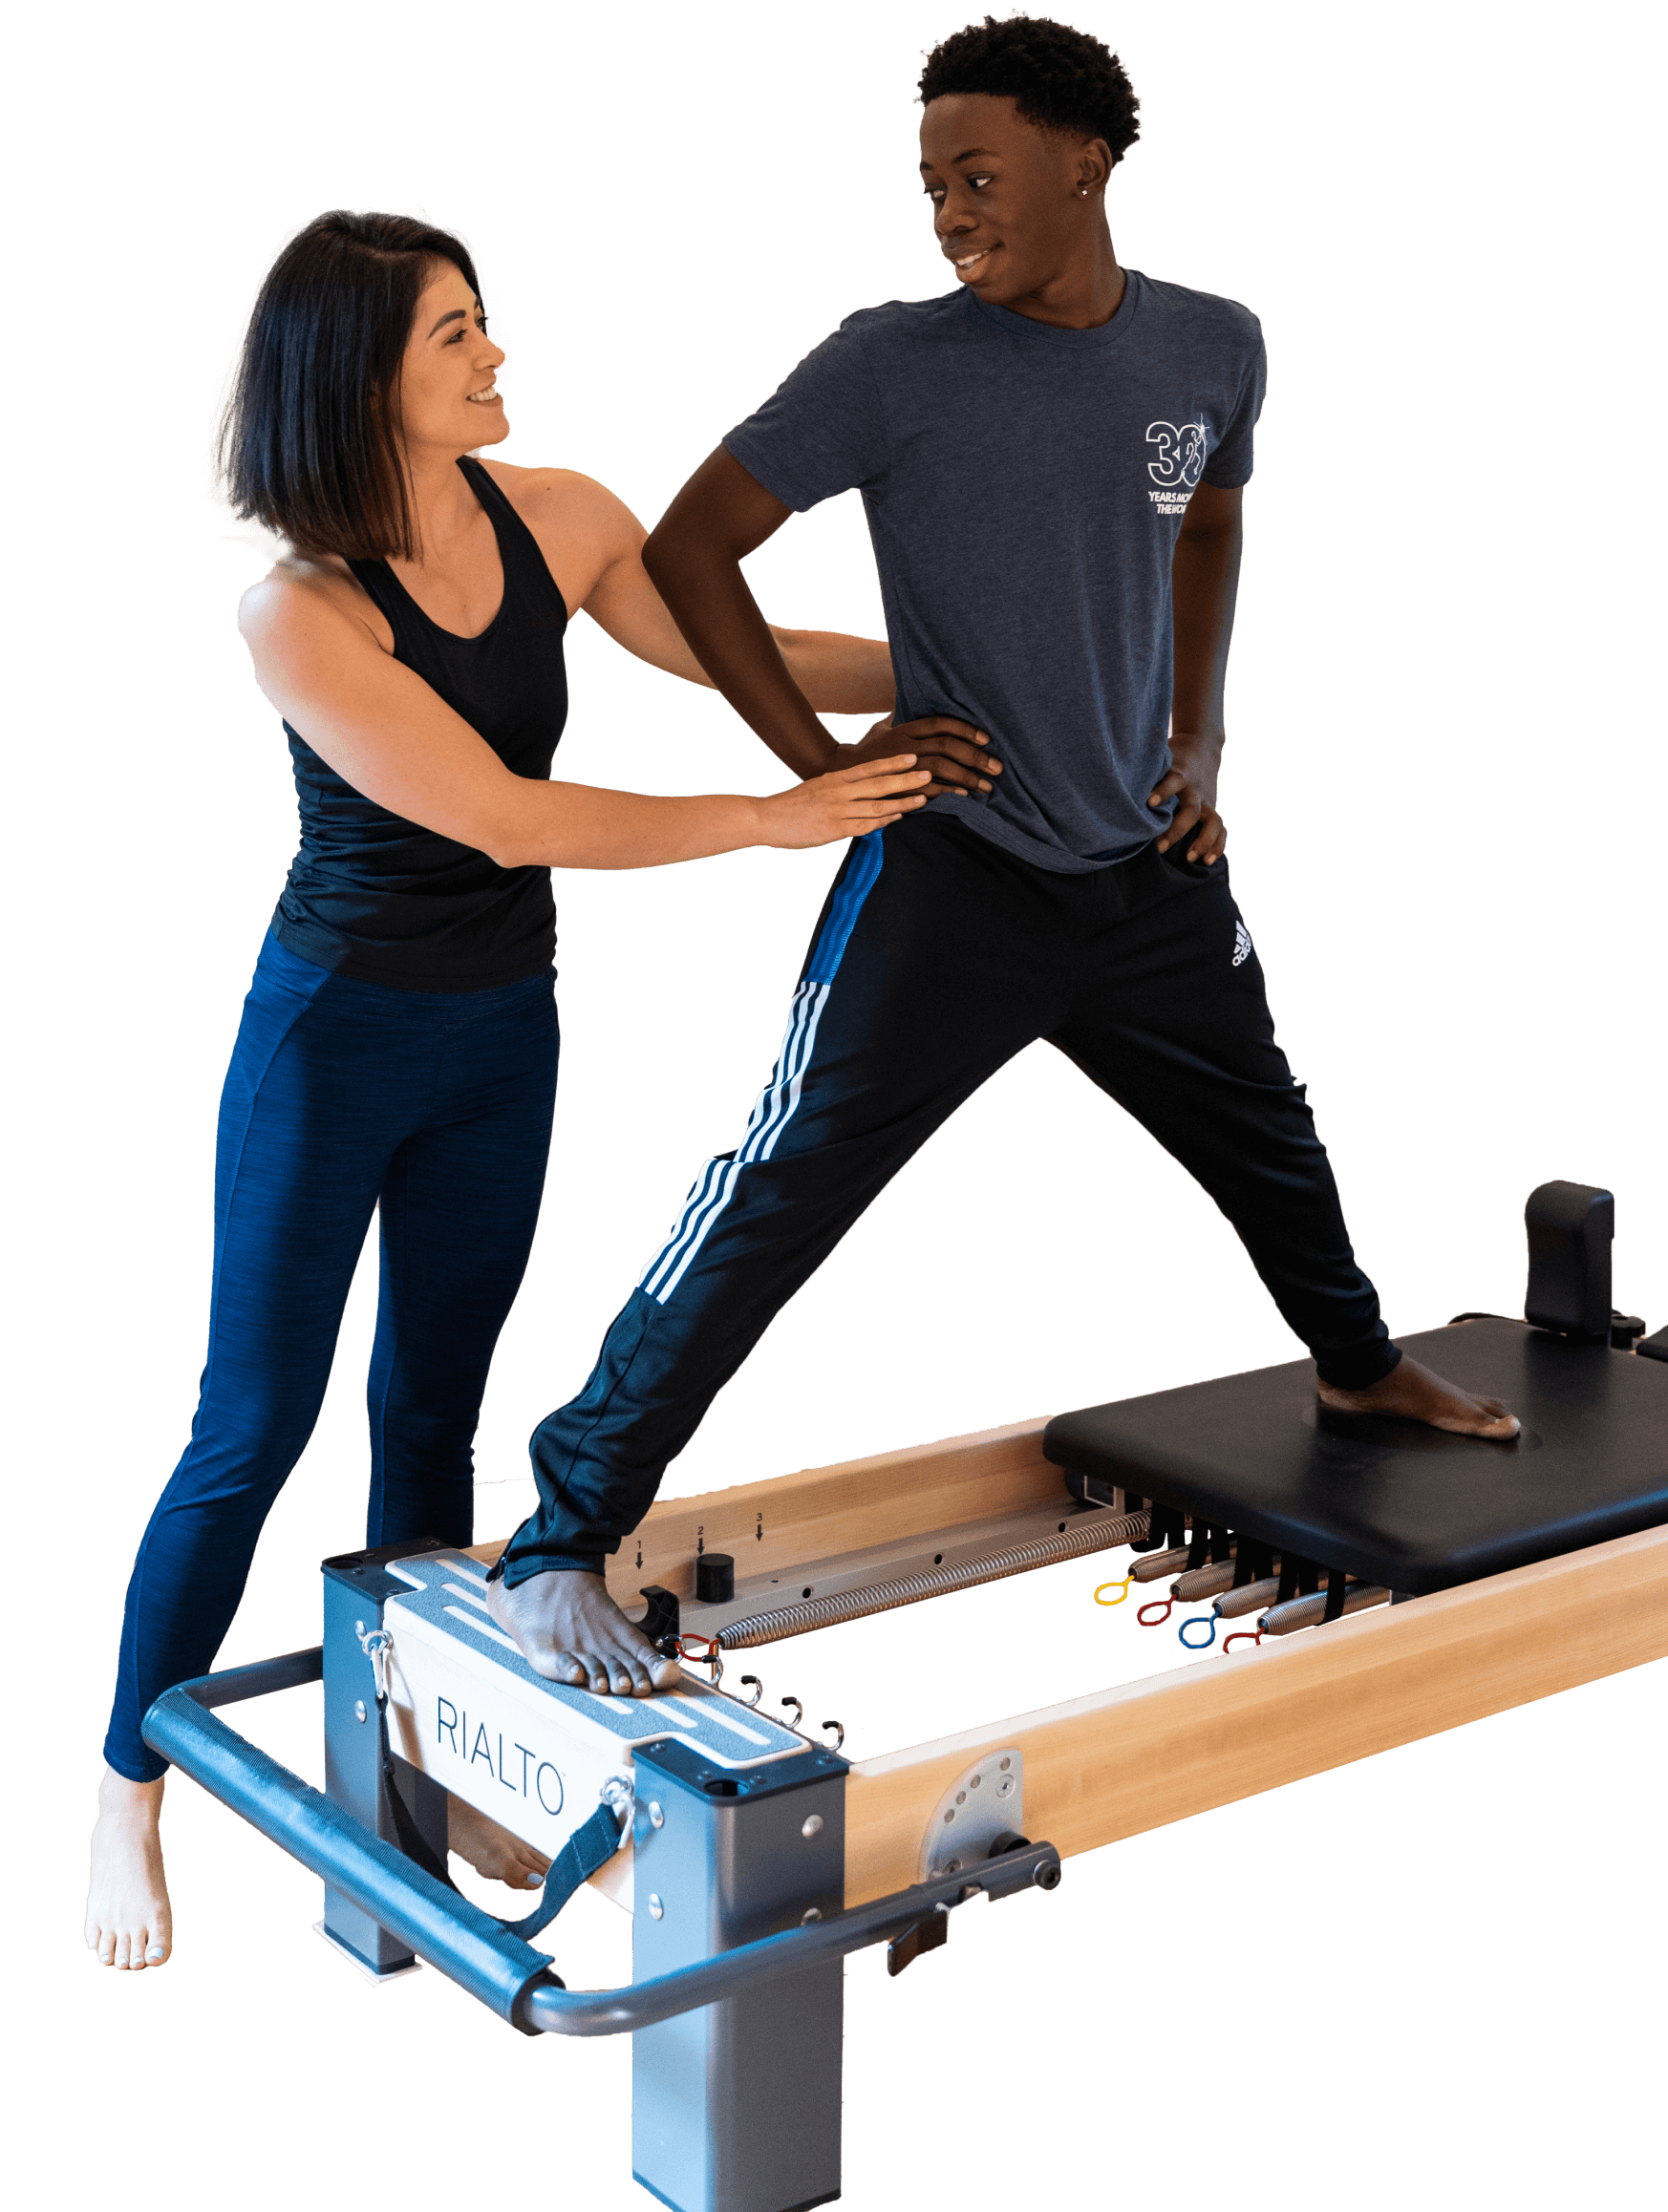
[1150,731,1226,863]
[833,713,1002,798]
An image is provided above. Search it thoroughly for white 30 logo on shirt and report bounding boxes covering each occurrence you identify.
[1145,420,1208,488]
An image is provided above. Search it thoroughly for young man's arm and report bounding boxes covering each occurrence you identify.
[643,447,1002,797]
[490,461,895,713]
[1150,480,1244,863]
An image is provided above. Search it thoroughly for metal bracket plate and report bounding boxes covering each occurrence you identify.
[918,1748,1024,1882]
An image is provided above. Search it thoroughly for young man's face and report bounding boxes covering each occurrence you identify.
[919,93,1103,308]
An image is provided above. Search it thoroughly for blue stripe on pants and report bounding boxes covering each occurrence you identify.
[636,836,885,1304]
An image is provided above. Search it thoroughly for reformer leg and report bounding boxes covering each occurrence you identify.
[321,1543,450,1975]
[631,1734,848,2212]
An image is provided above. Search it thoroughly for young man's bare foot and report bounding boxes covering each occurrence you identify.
[1318,1352,1520,1439]
[86,1768,172,1970]
[447,1797,551,1890]
[485,1568,681,1695]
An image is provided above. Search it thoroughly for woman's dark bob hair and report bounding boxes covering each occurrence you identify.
[221,210,481,563]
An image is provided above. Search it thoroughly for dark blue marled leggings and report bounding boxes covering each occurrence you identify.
[105,931,557,1781]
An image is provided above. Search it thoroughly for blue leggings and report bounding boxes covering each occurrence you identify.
[105,932,559,1782]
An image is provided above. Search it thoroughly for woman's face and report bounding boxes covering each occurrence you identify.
[396,260,507,458]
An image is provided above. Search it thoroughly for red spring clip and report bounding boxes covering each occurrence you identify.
[1137,1598,1175,1627]
[1222,1628,1264,1654]
[675,1633,718,1662]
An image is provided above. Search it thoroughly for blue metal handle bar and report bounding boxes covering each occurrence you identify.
[143,1651,1061,2039]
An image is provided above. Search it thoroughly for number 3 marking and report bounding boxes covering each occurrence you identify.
[1146,420,1208,489]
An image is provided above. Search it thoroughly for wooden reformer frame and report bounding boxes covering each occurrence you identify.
[478,1415,1668,1910]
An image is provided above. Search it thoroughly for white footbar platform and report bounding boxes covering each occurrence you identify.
[379,1550,812,1907]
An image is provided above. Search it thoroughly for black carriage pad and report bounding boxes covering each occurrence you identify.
[1043,1319,1668,1596]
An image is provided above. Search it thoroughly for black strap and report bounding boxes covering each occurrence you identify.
[1234,1541,1273,1589]
[375,1691,620,1946]
[499,1800,624,1942]
[377,1700,455,1886]
[1277,1553,1323,1604]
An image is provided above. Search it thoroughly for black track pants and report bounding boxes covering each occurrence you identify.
[498,815,1396,1581]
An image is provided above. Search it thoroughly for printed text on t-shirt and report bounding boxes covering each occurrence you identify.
[1146,420,1208,514]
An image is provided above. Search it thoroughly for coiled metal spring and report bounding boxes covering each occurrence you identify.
[716,1508,1151,1650]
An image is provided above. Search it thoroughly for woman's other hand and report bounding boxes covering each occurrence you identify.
[758,755,930,849]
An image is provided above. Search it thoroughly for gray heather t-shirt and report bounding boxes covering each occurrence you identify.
[724,271,1266,872]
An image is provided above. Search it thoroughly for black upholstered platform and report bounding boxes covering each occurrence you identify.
[1043,1319,1668,1596]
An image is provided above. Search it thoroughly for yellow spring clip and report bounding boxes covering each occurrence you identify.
[1094,1573,1134,1607]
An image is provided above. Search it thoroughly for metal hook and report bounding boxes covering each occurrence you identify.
[672,1636,725,1681]
[355,1624,392,1701]
[599,1775,633,1829]
[821,1719,845,1752]
[780,1695,803,1733]
[739,1674,763,1709]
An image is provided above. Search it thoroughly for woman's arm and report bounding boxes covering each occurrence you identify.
[494,463,895,714]
[238,574,926,870]
[756,626,894,715]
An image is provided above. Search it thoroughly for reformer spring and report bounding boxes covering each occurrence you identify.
[1117,1520,1292,1651]
[715,1507,1151,1650]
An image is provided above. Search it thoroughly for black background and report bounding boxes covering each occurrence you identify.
[75,4,1655,2176]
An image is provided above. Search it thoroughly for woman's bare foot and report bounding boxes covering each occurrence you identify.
[1318,1352,1520,1439]
[86,1768,172,1969]
[485,1568,681,1696]
[448,1796,550,1890]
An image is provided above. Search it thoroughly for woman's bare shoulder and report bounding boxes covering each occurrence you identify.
[238,553,387,652]
[477,461,643,611]
[479,460,638,540]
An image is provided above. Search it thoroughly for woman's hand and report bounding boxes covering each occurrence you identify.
[834,713,1000,798]
[757,755,930,849]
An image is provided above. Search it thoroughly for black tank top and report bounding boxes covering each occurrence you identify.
[273,456,568,990]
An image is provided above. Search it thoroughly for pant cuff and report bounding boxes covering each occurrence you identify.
[1315,1338,1402,1392]
[103,1734,169,1786]
[489,1547,609,1587]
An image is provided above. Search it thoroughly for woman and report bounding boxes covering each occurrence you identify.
[85,209,944,1971]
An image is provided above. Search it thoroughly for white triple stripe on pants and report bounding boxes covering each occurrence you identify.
[638,978,833,1305]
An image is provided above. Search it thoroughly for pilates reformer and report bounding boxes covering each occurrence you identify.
[145,1181,1668,2212]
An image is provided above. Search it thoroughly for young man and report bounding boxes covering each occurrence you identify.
[487,16,1518,1693]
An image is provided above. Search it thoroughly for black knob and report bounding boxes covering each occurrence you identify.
[695,1552,735,1605]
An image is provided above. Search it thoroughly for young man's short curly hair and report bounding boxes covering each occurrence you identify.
[918,15,1141,166]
